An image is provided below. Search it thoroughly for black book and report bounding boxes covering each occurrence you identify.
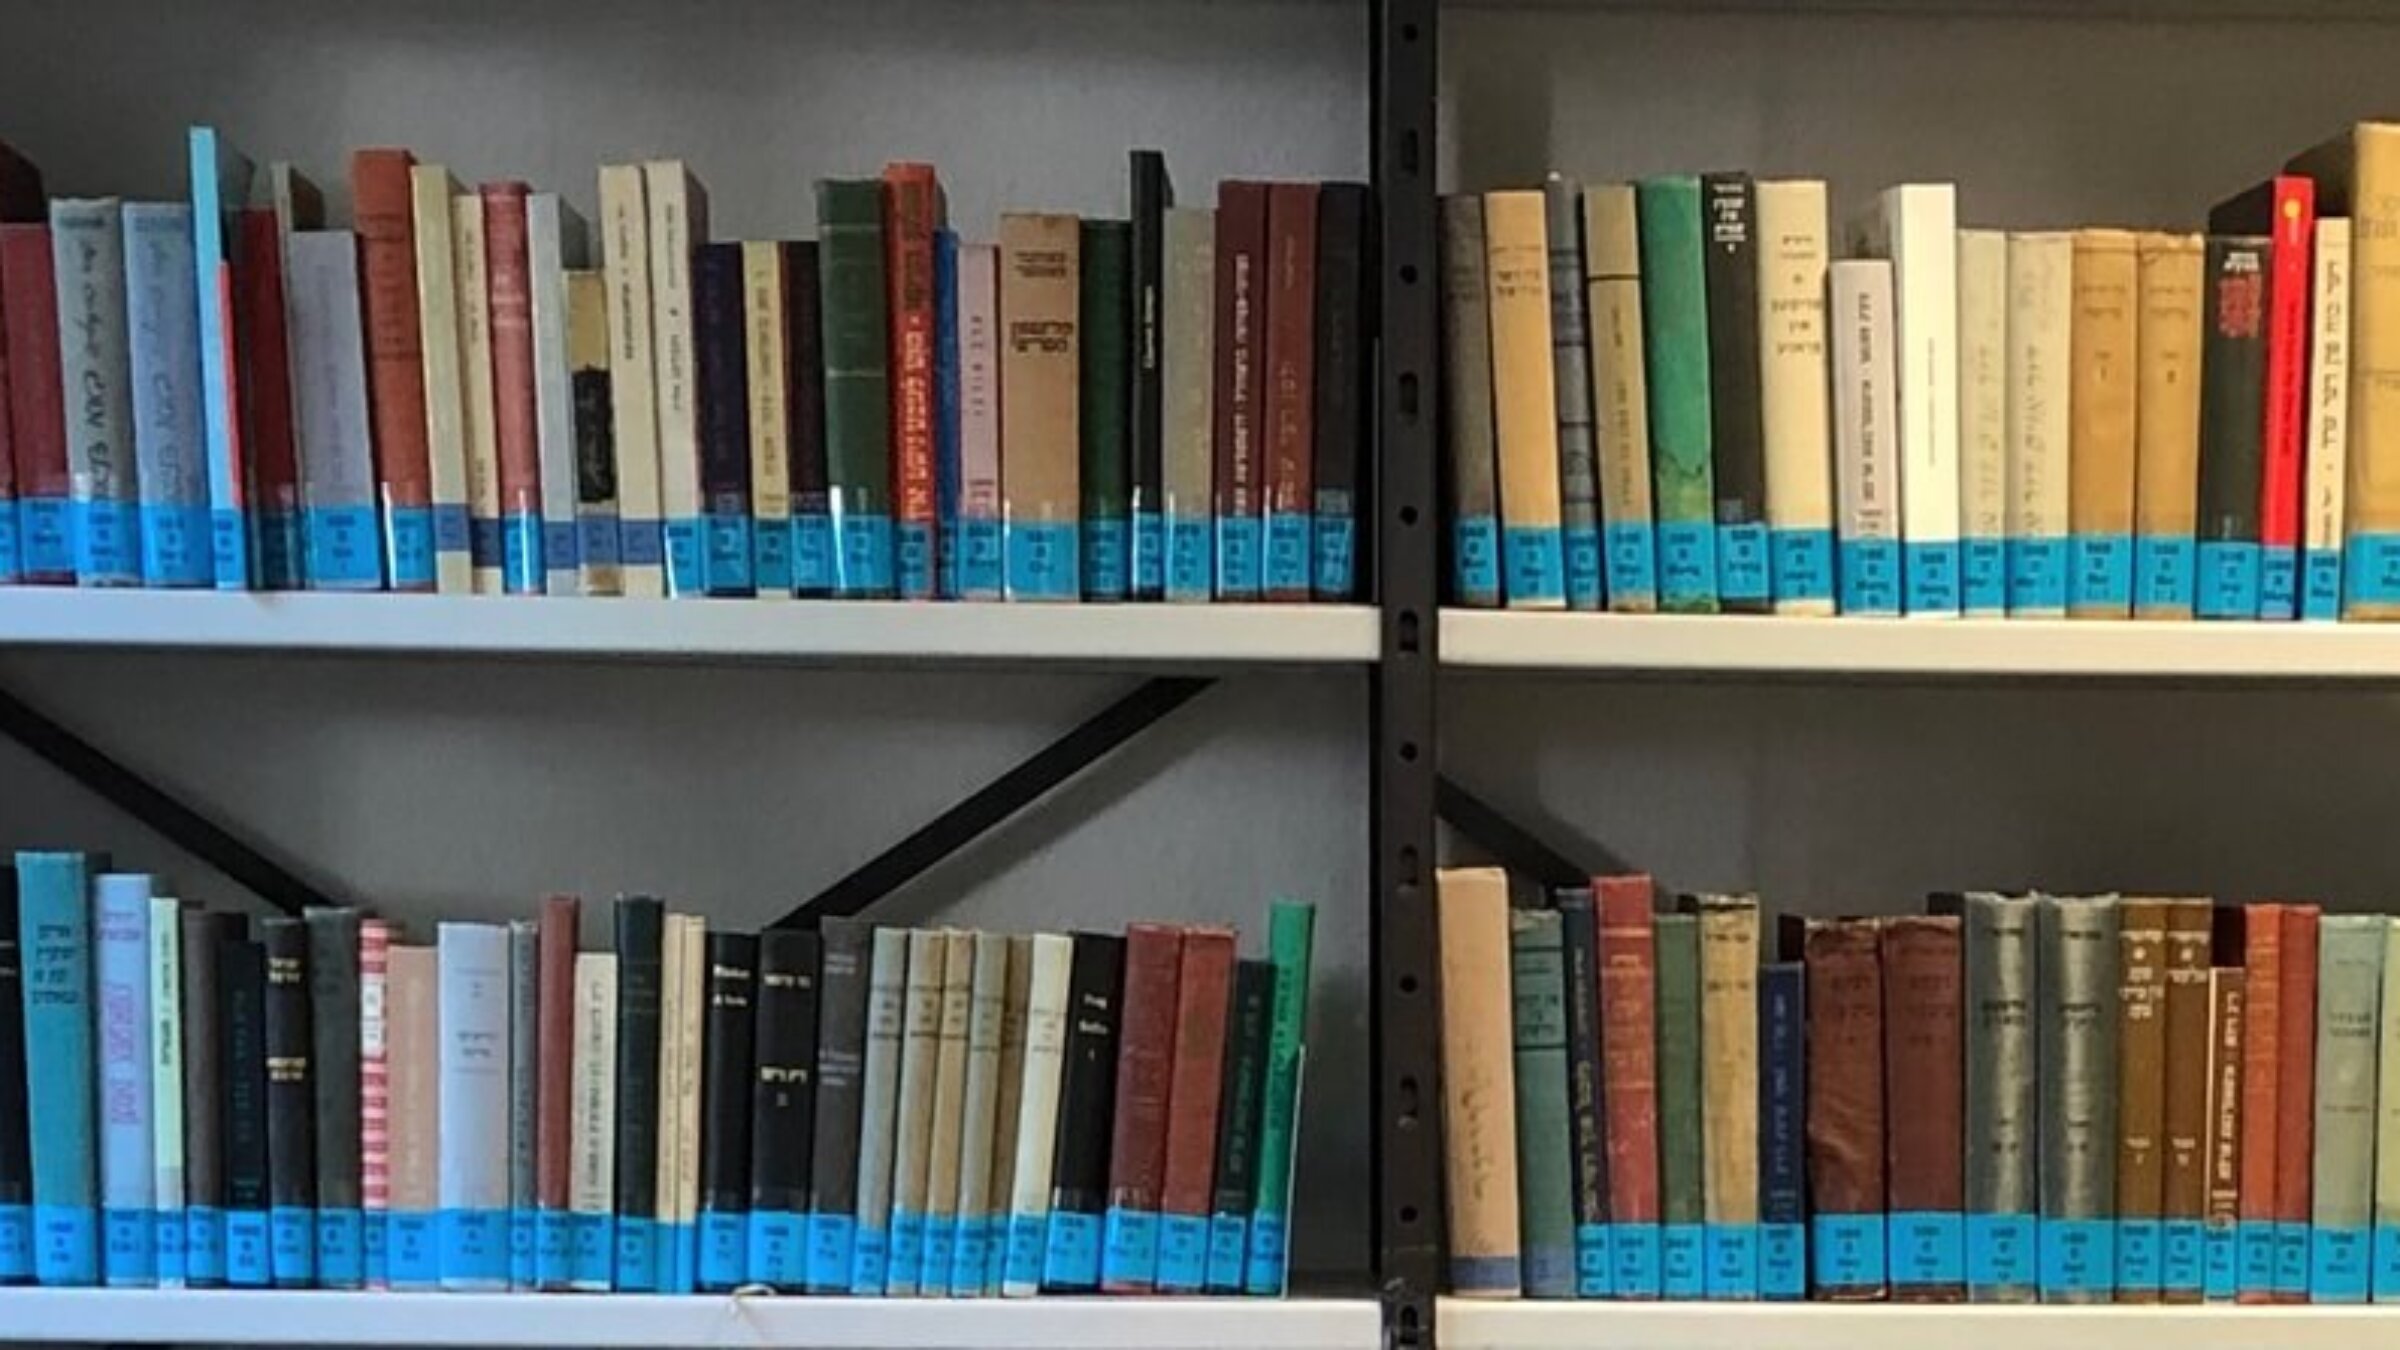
[1555,887,1609,1284]
[784,241,829,598]
[572,362,616,553]
[1701,170,1768,612]
[1206,958,1276,1292]
[1313,181,1372,603]
[612,895,664,1284]
[183,910,240,1285]
[804,917,869,1291]
[2197,234,2271,618]
[751,930,821,1261]
[1130,149,1173,599]
[695,240,754,597]
[220,934,270,1285]
[304,906,362,1287]
[698,931,757,1291]
[260,916,315,1286]
[0,869,27,1280]
[1042,931,1124,1293]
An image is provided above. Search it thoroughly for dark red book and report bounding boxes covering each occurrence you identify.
[351,149,432,591]
[481,182,540,592]
[2273,904,2319,1303]
[0,224,68,583]
[1798,915,1887,1300]
[1212,181,1270,599]
[1882,915,1964,1302]
[1156,924,1235,1290]
[534,896,577,1287]
[1262,182,1318,601]
[2209,175,2315,616]
[881,163,941,599]
[1596,874,1660,1295]
[237,207,302,587]
[1103,923,1183,1292]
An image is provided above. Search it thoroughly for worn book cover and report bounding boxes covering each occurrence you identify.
[2038,895,2120,1303]
[2133,234,2204,618]
[1636,176,1717,612]
[1437,868,1521,1298]
[1583,186,1656,611]
[1441,195,1502,607]
[1695,893,1760,1297]
[2115,900,2169,1302]
[2069,231,2140,617]
[1799,916,1885,1299]
[1546,177,1602,609]
[2007,233,2075,615]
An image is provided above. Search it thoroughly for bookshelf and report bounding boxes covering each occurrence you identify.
[1438,1302,2400,1350]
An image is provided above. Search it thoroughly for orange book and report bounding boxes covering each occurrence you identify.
[2272,905,2319,1302]
[351,149,433,590]
[2235,903,2282,1302]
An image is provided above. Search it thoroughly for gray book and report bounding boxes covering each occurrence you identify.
[885,929,948,1295]
[122,202,209,588]
[1545,176,1602,611]
[286,229,383,590]
[2038,894,2119,1304]
[807,918,870,1292]
[50,198,140,586]
[1964,892,2039,1301]
[851,926,910,1290]
[2314,914,2384,1301]
[507,918,539,1289]
[304,906,362,1287]
[1440,194,1501,607]
[1510,908,1575,1297]
[1160,208,1215,602]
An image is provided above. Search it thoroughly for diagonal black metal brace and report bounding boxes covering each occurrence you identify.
[0,682,328,915]
[1435,773,1593,890]
[774,675,1213,928]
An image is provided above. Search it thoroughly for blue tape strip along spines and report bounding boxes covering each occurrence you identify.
[1704,1222,1760,1299]
[1100,1206,1161,1291]
[1003,1211,1048,1294]
[224,1209,271,1288]
[2239,1218,2278,1297]
[1202,1211,1248,1293]
[1660,1222,1706,1298]
[103,1206,154,1286]
[1574,1222,1613,1299]
[697,1209,747,1292]
[2315,1225,2371,1303]
[1810,1212,1886,1294]
[269,1205,316,1287]
[1042,1209,1103,1292]
[1759,1221,1806,1300]
[1965,1211,2038,1295]
[1611,1223,1662,1298]
[805,1211,855,1293]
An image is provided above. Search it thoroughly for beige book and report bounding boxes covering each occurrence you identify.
[1756,181,1833,616]
[999,213,1081,600]
[889,928,949,1293]
[1958,228,2009,616]
[653,914,686,1233]
[1162,208,1216,597]
[739,241,791,602]
[597,163,663,596]
[2134,233,2205,620]
[953,932,1008,1294]
[566,951,616,1292]
[984,934,1033,1294]
[2007,232,2075,616]
[673,915,705,1241]
[1583,184,1656,613]
[1436,866,1522,1298]
[564,271,620,594]
[2070,228,2141,618]
[2374,919,2400,1228]
[387,944,440,1288]
[1001,934,1072,1298]
[1696,894,1761,1244]
[1484,190,1564,610]
[450,194,501,595]
[644,162,708,594]
[923,929,975,1284]
[410,167,472,596]
[2308,218,2353,618]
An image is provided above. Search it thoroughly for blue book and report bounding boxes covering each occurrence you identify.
[188,128,256,589]
[93,875,156,1287]
[1757,962,1807,1301]
[122,204,212,588]
[933,230,963,598]
[17,852,101,1285]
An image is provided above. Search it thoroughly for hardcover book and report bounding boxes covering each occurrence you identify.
[1556,892,1609,1296]
[188,129,255,587]
[1831,260,1900,615]
[1159,927,1235,1293]
[287,230,385,590]
[999,213,1083,602]
[851,926,908,1293]
[1962,894,2038,1300]
[1956,229,2009,615]
[1701,173,1767,612]
[1883,915,1964,1302]
[413,165,474,593]
[887,930,947,1295]
[95,875,156,1286]
[957,240,1004,599]
[1130,150,1173,598]
[481,182,544,594]
[1104,925,1183,1291]
[351,149,434,590]
[1857,184,1961,616]
[919,931,972,1291]
[1547,176,1603,609]
[748,929,817,1290]
[2038,895,2120,1303]
[1799,916,1885,1299]
[642,162,709,597]
[567,951,616,1291]
[1656,912,1705,1297]
[449,192,502,593]
[1001,933,1073,1298]
[1696,894,1761,1298]
[1312,182,1369,601]
[528,195,586,594]
[437,923,511,1291]
[1440,195,1502,606]
[806,919,868,1292]
[1485,189,1566,610]
[740,241,791,598]
[18,852,100,1285]
[1636,176,1717,612]
[784,241,833,595]
[2161,901,2213,1302]
[598,165,662,595]
[2068,230,2141,617]
[693,242,754,596]
[610,897,663,1291]
[1262,183,1318,602]
[1247,900,1315,1296]
[2205,966,2246,1301]
[2209,176,2316,618]
[1082,220,1135,601]
[950,933,1007,1295]
[696,932,755,1291]
[122,203,210,587]
[51,199,140,586]
[305,907,363,1288]
[1437,868,1522,1297]
[2239,904,2284,1302]
[259,918,315,1288]
[2133,234,2205,618]
[1511,908,1576,1298]
[1213,182,1268,600]
[1,225,70,582]
[2006,233,2075,615]
[2275,906,2321,1301]
[1597,877,1661,1297]
[2312,916,2382,1301]
[2116,900,2170,1302]
[883,163,941,598]
[1043,933,1124,1294]
[2306,220,2354,620]
[385,945,438,1290]
[1755,180,1832,614]
[223,936,270,1287]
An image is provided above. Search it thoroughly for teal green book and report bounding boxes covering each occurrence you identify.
[1510,908,1576,1298]
[814,180,895,598]
[1634,176,1718,614]
[1654,910,1706,1295]
[1244,900,1314,1295]
[1079,221,1132,601]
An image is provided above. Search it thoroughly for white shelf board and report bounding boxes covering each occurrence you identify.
[1441,610,2400,682]
[0,1288,1379,1348]
[0,590,1379,669]
[1441,1299,2400,1350]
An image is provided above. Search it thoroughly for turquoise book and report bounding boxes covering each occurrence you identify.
[17,851,101,1285]
[1243,900,1314,1295]
[188,127,255,589]
[123,204,212,588]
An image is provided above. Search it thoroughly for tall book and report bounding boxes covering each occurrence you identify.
[223,935,269,1286]
[1436,868,1521,1298]
[1546,176,1603,609]
[51,200,139,586]
[146,895,183,1288]
[2115,900,2170,1302]
[1082,220,1135,600]
[1799,916,1885,1299]
[1510,908,1575,1298]
[527,193,585,594]
[8,875,62,1282]
[640,162,708,598]
[1656,911,1705,1298]
[887,930,947,1295]
[95,875,155,1286]
[1636,176,1717,612]
[1857,184,1961,616]
[1312,181,1370,600]
[257,164,324,587]
[1001,933,1073,1298]
[950,932,1008,1295]
[2238,904,2285,1302]
[287,230,385,590]
[2133,234,2205,618]
[305,907,362,1288]
[1208,960,1275,1294]
[919,931,972,1291]
[807,919,868,1293]
[18,852,99,1285]
[2205,965,2246,1301]
[1214,182,1268,599]
[748,929,818,1290]
[384,945,437,1290]
[1556,892,1610,1297]
[2274,906,2321,1302]
[1441,195,1502,606]
[1158,927,1235,1294]
[532,898,577,1288]
[259,918,315,1288]
[1831,260,1900,614]
[1582,185,1656,611]
[187,129,254,588]
[1758,960,1807,1301]
[668,916,707,1292]
[123,203,210,587]
[567,951,616,1292]
[1960,894,2038,1301]
[450,192,502,593]
[182,911,233,1287]
[937,233,966,597]
[2007,232,2075,615]
[609,897,664,1291]
[2210,176,2316,618]
[508,923,539,1289]
[1882,915,1964,1302]
[1261,183,1318,601]
[2,224,70,583]
[1957,229,2010,616]
[784,241,833,595]
[1701,173,1767,612]
[2306,219,2354,620]
[2068,230,2140,617]
[2161,901,2214,1303]
[999,212,1083,602]
[694,242,754,595]
[2197,236,2271,619]
[1042,933,1123,1294]
[358,918,390,1289]
[1129,150,1173,598]
[2038,895,2120,1304]
[1756,180,1832,613]
[851,926,908,1294]
[1597,877,1661,1296]
[696,932,755,1291]
[882,163,940,598]
[413,165,474,592]
[436,924,509,1291]
[598,165,662,594]
[741,241,791,598]
[1485,189,1566,609]
[1162,208,1216,601]
[480,182,543,594]
[1103,925,1182,1292]
[1694,894,1760,1298]
[956,240,1004,598]
[1247,899,1315,1296]
[2312,916,2382,1302]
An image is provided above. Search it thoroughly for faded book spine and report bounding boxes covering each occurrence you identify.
[286,230,385,590]
[1544,177,1601,609]
[918,930,972,1292]
[1962,894,2038,1301]
[1884,915,1964,1302]
[2037,895,2120,1304]
[122,203,209,588]
[2311,916,2382,1302]
[947,933,1006,1295]
[2380,921,2400,1301]
[1803,917,1885,1299]
[567,952,616,1292]
[1696,894,1760,1298]
[1162,208,1217,602]
[96,875,157,1287]
[806,919,868,1292]
[2161,901,2214,1302]
[1597,875,1661,1296]
[850,927,909,1294]
[1556,891,1611,1296]
[2115,900,2169,1302]
[2304,219,2353,620]
[533,897,579,1288]
[1102,925,1183,1292]
[1583,186,1656,611]
[885,930,946,1295]
[51,200,139,586]
[2275,906,2320,1302]
[1157,928,1234,1293]
[1655,911,1705,1297]
[506,921,536,1289]
[1436,868,1521,1297]
[2068,231,2140,618]
[1486,188,1565,609]
[481,182,543,594]
[1957,229,2009,615]
[1511,909,1575,1299]
[1000,935,1072,1297]
[998,213,1083,602]
[2006,233,2075,615]
[1442,195,1502,606]
[1756,180,1832,614]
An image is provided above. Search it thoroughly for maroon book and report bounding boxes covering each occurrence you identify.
[1103,923,1184,1292]
[1261,182,1317,600]
[1157,926,1236,1255]
[351,148,433,588]
[1802,916,1887,1300]
[0,224,67,583]
[1212,181,1269,598]
[1597,875,1660,1267]
[534,895,578,1286]
[1882,915,1964,1301]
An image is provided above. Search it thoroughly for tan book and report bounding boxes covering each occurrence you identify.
[409,166,472,596]
[2161,901,2214,1303]
[1695,894,1761,1263]
[922,929,975,1288]
[653,914,687,1236]
[2205,967,2246,1302]
[998,213,1081,601]
[952,932,1009,1294]
[643,161,708,595]
[2070,228,2141,618]
[1757,181,1833,616]
[671,915,705,1256]
[984,934,1033,1295]
[451,193,501,595]
[741,241,790,602]
[2135,233,2205,620]
[1437,866,1521,1297]
[1583,184,1656,613]
[564,271,619,594]
[2007,232,2075,616]
[2116,898,2170,1302]
[1958,228,2009,616]
[2307,218,2353,619]
[888,928,948,1294]
[597,163,662,596]
[387,943,440,1288]
[1484,189,1565,609]
[1161,208,1216,600]
[566,950,616,1292]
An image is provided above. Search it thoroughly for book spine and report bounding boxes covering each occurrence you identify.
[286,231,384,590]
[1697,895,1762,1299]
[238,206,303,588]
[651,915,686,1290]
[0,878,29,1280]
[1579,186,1655,611]
[507,922,537,1289]
[641,164,705,598]
[2305,219,2353,619]
[2161,903,2214,1302]
[2007,233,2075,615]
[2257,177,2316,617]
[450,193,502,594]
[481,183,541,593]
[2334,127,2400,612]
[851,926,908,1294]
[0,219,12,579]
[1002,934,1073,1297]
[595,165,659,594]
[1546,177,1603,610]
[1832,259,1900,614]
[1597,877,1661,1295]
[1556,893,1611,1297]
[1312,182,1369,600]
[1636,176,1717,613]
[95,876,156,1286]
[2069,230,2139,617]
[2038,895,2120,1304]
[882,163,939,599]
[1436,870,1521,1296]
[747,930,817,1290]
[1759,961,1807,1301]
[188,130,254,587]
[1130,150,1171,598]
[693,242,753,596]
[2197,236,2271,618]
[1157,927,1234,1293]
[2310,917,2381,1301]
[567,952,616,1291]
[305,908,362,1288]
[696,933,755,1291]
[781,242,830,595]
[1204,959,1274,1294]
[2,225,71,582]
[1655,911,1705,1297]
[1754,180,1832,614]
[1103,925,1183,1292]
[222,935,270,1287]
[949,933,1007,1295]
[1486,188,1567,609]
[1081,220,1135,601]
[122,204,209,587]
[2239,904,2284,1301]
[999,213,1083,602]
[1161,209,1216,602]
[1803,917,1885,1299]
[736,242,791,597]
[1441,196,1502,607]
[179,911,227,1286]
[1957,229,2010,615]
[1510,908,1576,1299]
[400,169,465,591]
[534,898,577,1287]
[436,924,509,1291]
[385,945,438,1290]
[924,933,975,1292]
[1042,934,1124,1294]
[985,938,1032,1296]
[2275,906,2321,1301]
[609,897,662,1291]
[1247,900,1315,1296]
[1260,183,1317,602]
[2381,922,2400,1301]
[18,854,99,1284]
[367,150,447,583]
[51,201,140,585]
[2115,901,2169,1302]
[526,194,582,593]
[357,918,390,1289]
[146,897,183,1288]
[1883,914,1964,1301]
[1213,181,1267,600]
[806,919,867,1292]
[934,229,961,598]
[1962,894,2038,1300]
[2206,968,2246,1301]
[668,917,706,1292]
[259,918,315,1288]
[956,241,1004,598]
[1700,174,1766,611]
[887,930,947,1295]
[2133,234,2205,618]
[1875,184,1963,616]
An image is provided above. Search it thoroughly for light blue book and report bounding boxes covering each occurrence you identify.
[50,200,140,587]
[436,923,511,1292]
[18,851,101,1285]
[93,874,155,1286]
[123,204,211,588]
[287,231,385,590]
[188,128,255,589]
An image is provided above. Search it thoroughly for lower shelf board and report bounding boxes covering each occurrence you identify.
[0,1288,1379,1348]
[1438,1297,2400,1350]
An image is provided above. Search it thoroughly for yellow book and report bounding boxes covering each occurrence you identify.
[451,194,501,595]
[1695,893,1761,1271]
[2134,232,2204,620]
[1755,181,1833,615]
[741,241,791,601]
[1436,866,1522,1297]
[1483,190,1565,609]
[409,165,471,595]
[2069,228,2140,618]
[598,163,662,597]
[1582,184,1656,613]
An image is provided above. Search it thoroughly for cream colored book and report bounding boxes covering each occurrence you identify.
[2134,232,2204,620]
[2306,218,2353,621]
[1957,228,2010,616]
[1001,933,1073,1298]
[598,163,663,596]
[410,166,472,595]
[999,213,1082,602]
[567,951,616,1292]
[1755,180,1832,615]
[450,194,502,595]
[2070,228,2141,618]
[1832,259,1900,614]
[528,192,586,597]
[643,161,708,597]
[741,240,791,600]
[147,895,183,1286]
[983,934,1033,1296]
[2373,919,2400,1246]
[1583,184,1656,613]
[1161,208,1216,602]
[652,915,686,1249]
[854,927,909,1290]
[1437,866,1521,1298]
[1696,893,1761,1273]
[1856,184,1960,618]
[2006,232,2075,616]
[952,932,1009,1297]
[672,914,705,1279]
[923,929,975,1293]
[387,944,441,1290]
[1483,189,1565,609]
[888,928,949,1294]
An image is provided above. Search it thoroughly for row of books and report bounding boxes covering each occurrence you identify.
[0,853,1318,1295]
[0,134,1372,604]
[1436,869,2400,1304]
[1441,120,2400,622]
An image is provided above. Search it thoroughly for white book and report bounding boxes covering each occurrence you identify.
[853,926,910,1289]
[741,241,792,601]
[644,161,709,597]
[2307,218,2353,621]
[1957,228,2010,617]
[2006,232,2075,617]
[528,192,588,596]
[888,928,949,1295]
[1832,260,1900,616]
[952,931,1008,1297]
[94,873,153,1286]
[1856,183,1960,617]
[567,951,618,1293]
[960,242,1006,600]
[1001,933,1074,1298]
[1754,180,1833,615]
[653,915,687,1252]
[147,895,184,1287]
[410,166,473,595]
[287,229,384,591]
[671,913,705,1285]
[598,164,663,596]
[436,922,512,1291]
[452,195,503,595]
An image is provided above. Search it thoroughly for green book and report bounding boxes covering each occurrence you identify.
[1510,908,1575,1298]
[2314,916,2384,1302]
[1244,899,1314,1294]
[1079,221,1132,601]
[1634,175,1718,614]
[814,180,895,598]
[1654,909,1706,1295]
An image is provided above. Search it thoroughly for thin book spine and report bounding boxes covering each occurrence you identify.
[182,910,231,1287]
[1597,877,1661,1297]
[2304,219,2353,619]
[1701,173,1767,612]
[527,193,585,594]
[1758,961,1808,1301]
[357,918,391,1289]
[956,242,1004,598]
[783,241,831,595]
[1957,229,2011,615]
[534,897,579,1288]
[2038,895,2121,1304]
[1556,892,1611,1297]
[1963,894,2039,1301]
[189,130,255,588]
[642,162,708,598]
[567,952,617,1291]
[598,165,661,594]
[882,163,941,599]
[950,932,1007,1295]
[694,242,754,596]
[2238,904,2284,1302]
[1245,900,1315,1295]
[1213,182,1268,599]
[2116,900,2170,1302]
[481,182,543,594]
[1546,176,1604,609]
[2274,906,2321,1302]
[1129,150,1172,598]
[696,932,756,1292]
[740,241,792,597]
[1440,195,1501,606]
[95,875,156,1286]
[305,907,362,1289]
[1041,933,1124,1294]
[507,920,538,1288]
[146,896,184,1288]
[1654,912,1705,1297]
[2196,237,2271,619]
[2161,902,2214,1302]
[2205,965,2246,1301]
[258,917,314,1288]
[2068,230,2140,618]
[2132,234,2204,619]
[1001,933,1074,1298]
[1510,909,1575,1299]
[805,919,868,1293]
[1259,182,1314,602]
[1081,220,1135,600]
[1696,894,1762,1299]
[886,930,947,1295]
[1312,181,1370,600]
[1102,925,1183,1293]
[450,192,502,594]
[1755,180,1832,613]
[411,166,471,592]
[609,897,663,1291]
[222,932,269,1287]
[850,926,909,1294]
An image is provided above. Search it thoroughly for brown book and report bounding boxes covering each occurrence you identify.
[1803,916,1886,1300]
[998,213,1081,601]
[2237,903,2283,1303]
[2206,966,2247,1301]
[1262,182,1318,600]
[2160,901,2213,1302]
[2273,904,2320,1302]
[482,182,541,550]
[1881,915,1962,1302]
[386,943,440,1286]
[1437,867,1523,1297]
[2115,899,2170,1302]
[352,148,433,584]
[1103,923,1184,1292]
[2070,228,2140,618]
[1597,876,1661,1277]
[534,896,578,1285]
[2134,233,2204,620]
[1157,926,1235,1281]
[1213,181,1269,596]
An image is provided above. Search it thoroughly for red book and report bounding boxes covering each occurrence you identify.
[2273,903,2319,1303]
[1798,914,1886,1300]
[2209,175,2315,615]
[237,207,302,587]
[533,895,577,1287]
[1596,875,1661,1277]
[0,223,66,582]
[1104,922,1184,1292]
[1882,916,1963,1302]
[2236,903,2283,1303]
[1213,181,1269,599]
[881,162,940,599]
[1262,183,1318,601]
[482,181,540,594]
[1157,925,1235,1287]
[351,149,432,590]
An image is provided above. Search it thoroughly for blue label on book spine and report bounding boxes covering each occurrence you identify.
[508,1209,533,1288]
[887,1208,925,1293]
[103,1207,153,1286]
[1575,1222,1613,1298]
[1088,516,1133,600]
[2260,546,2299,619]
[433,503,473,560]
[208,507,250,587]
[2135,535,2196,615]
[305,505,384,590]
[2205,1219,2239,1300]
[1267,510,1312,596]
[832,512,895,598]
[1204,1211,1249,1292]
[1007,521,1081,601]
[1760,1221,1805,1300]
[1963,535,2007,614]
[533,1209,572,1288]
[572,513,620,572]
[1812,1213,1885,1291]
[2305,547,2343,620]
[186,1205,224,1285]
[1157,1213,1210,1292]
[792,513,833,594]
[2009,535,2069,614]
[1044,1210,1102,1291]
[704,514,754,596]
[697,1211,747,1291]
[617,516,664,570]
[1706,1222,1760,1298]
[1604,521,1658,607]
[2071,532,2133,611]
[1217,515,1262,598]
[1612,1223,1662,1297]
[259,509,303,589]
[1102,1207,1160,1289]
[897,519,938,599]
[2315,1225,2370,1302]
[1315,514,1356,600]
[73,499,141,584]
[848,1222,887,1295]
[470,515,505,576]
[0,501,16,583]
[746,1209,802,1289]
[1838,538,1901,614]
[1966,1212,2036,1291]
[2373,1225,2400,1301]
[1453,516,1501,604]
[387,506,436,589]
[1890,1212,1964,1288]
[269,1206,315,1286]
[1903,539,1960,614]
[2161,1218,2204,1297]
[2116,1217,2162,1293]
[1167,515,1213,601]
[1244,1210,1290,1295]
[569,1213,612,1290]
[752,515,794,594]
[361,1210,386,1289]
[25,497,70,578]
[2039,1217,2115,1296]
[1659,522,1717,609]
[1564,522,1604,609]
[959,516,1004,599]
[1770,527,1833,605]
[316,1207,362,1288]
[1661,1222,1706,1297]
[1004,1212,1047,1292]
[2239,1218,2277,1295]
[503,512,544,594]
[612,1215,655,1292]
[152,1207,183,1285]
[438,1208,508,1287]
[1136,509,1166,597]
[805,1211,853,1292]
[664,517,703,595]
[1504,524,1568,606]
[940,519,962,598]
[2348,533,2400,609]
[950,1215,990,1295]
[667,1221,696,1293]
[0,1204,32,1282]
[543,521,579,592]
[2277,1220,2311,1295]
[1718,522,1769,606]
[2198,540,2262,618]
[225,1209,271,1288]
[1522,1241,1575,1299]
[141,503,212,587]
[922,1214,955,1292]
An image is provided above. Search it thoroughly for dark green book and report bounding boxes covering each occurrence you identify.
[1511,908,1575,1298]
[1079,220,1132,601]
[1205,959,1275,1293]
[1635,175,1718,614]
[1244,899,1314,1295]
[1654,909,1706,1296]
[1554,889,1609,1295]
[814,180,895,598]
